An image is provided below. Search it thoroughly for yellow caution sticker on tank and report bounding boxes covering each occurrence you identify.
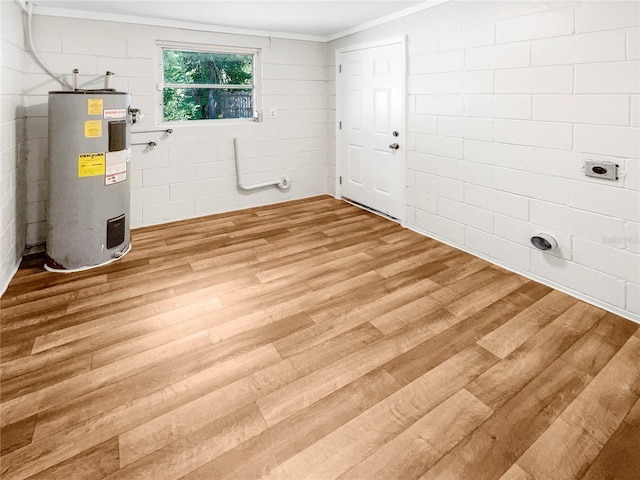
[87,98,103,115]
[84,120,102,138]
[78,153,106,177]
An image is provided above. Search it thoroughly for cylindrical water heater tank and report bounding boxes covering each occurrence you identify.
[46,90,132,271]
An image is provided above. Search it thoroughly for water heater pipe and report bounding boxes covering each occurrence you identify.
[233,137,289,190]
[104,71,114,89]
[25,2,74,90]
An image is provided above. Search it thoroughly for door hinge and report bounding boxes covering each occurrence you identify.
[338,65,342,73]
[339,121,342,129]
[339,176,342,185]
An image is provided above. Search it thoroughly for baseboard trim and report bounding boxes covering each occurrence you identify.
[407,224,640,325]
[1,258,22,297]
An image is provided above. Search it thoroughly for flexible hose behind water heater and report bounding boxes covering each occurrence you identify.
[25,2,74,90]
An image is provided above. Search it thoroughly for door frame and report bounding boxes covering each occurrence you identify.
[335,37,408,226]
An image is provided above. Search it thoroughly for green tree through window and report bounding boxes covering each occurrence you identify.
[162,49,255,121]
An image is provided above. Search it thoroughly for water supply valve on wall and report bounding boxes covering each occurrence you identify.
[131,126,173,148]
[129,105,174,147]
[129,107,141,124]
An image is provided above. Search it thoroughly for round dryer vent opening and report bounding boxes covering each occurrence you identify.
[530,233,558,251]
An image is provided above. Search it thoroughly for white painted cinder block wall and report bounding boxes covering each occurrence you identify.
[22,14,329,244]
[330,1,640,321]
[1,0,27,294]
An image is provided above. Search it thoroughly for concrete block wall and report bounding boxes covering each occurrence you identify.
[330,1,640,321]
[22,14,329,241]
[1,0,27,294]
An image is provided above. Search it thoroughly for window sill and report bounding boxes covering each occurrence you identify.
[159,118,261,128]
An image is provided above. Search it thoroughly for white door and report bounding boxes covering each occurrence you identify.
[337,41,404,220]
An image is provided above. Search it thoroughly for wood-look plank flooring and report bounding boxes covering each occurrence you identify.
[1,195,639,480]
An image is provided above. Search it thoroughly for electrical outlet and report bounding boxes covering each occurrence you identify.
[268,109,277,119]
[585,160,618,180]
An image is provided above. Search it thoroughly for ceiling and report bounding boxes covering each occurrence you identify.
[30,1,436,41]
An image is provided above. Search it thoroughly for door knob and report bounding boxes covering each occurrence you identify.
[389,143,399,150]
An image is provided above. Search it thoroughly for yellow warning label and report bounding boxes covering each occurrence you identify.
[88,98,103,115]
[84,120,102,138]
[78,153,106,177]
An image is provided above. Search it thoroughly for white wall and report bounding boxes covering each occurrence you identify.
[330,1,640,321]
[1,0,27,295]
[22,14,330,242]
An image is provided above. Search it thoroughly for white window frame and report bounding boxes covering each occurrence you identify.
[157,42,262,126]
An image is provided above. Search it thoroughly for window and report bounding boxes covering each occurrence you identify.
[160,46,258,122]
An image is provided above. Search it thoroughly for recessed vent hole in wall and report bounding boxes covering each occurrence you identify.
[530,233,558,251]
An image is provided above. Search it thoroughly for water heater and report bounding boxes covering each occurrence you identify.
[46,90,134,272]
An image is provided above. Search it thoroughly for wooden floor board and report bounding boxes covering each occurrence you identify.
[1,330,213,428]
[580,419,640,480]
[467,301,606,411]
[261,345,498,480]
[499,464,536,480]
[475,288,579,359]
[256,306,475,427]
[117,322,384,468]
[1,345,282,480]
[112,403,268,480]
[516,416,604,480]
[420,358,593,480]
[560,335,640,445]
[382,287,538,387]
[178,369,400,480]
[0,353,92,402]
[0,339,35,365]
[561,311,638,377]
[337,389,493,480]
[30,290,223,355]
[32,339,282,441]
[1,195,638,480]
[24,438,121,480]
[2,288,179,355]
[625,396,640,427]
[0,415,37,456]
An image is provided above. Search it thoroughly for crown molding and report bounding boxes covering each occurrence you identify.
[30,5,328,43]
[328,0,450,41]
[30,1,451,44]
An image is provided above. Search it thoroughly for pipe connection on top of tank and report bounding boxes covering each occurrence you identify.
[105,71,114,90]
